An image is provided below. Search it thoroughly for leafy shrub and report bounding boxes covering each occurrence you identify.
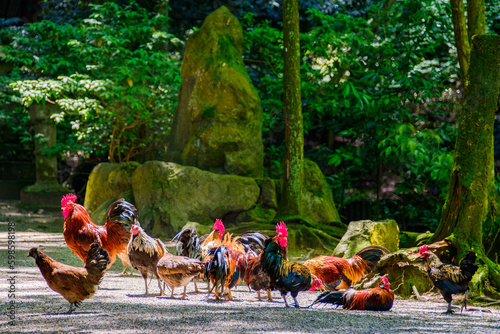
[242,0,458,230]
[2,1,182,162]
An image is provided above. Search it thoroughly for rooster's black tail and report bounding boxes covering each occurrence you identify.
[356,245,389,273]
[460,251,479,280]
[308,290,345,308]
[106,199,138,228]
[205,245,230,295]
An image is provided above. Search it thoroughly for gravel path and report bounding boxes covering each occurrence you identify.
[2,265,500,334]
[1,203,499,334]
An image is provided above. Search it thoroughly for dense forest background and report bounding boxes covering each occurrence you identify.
[1,0,500,235]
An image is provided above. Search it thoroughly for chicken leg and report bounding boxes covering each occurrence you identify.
[461,290,469,313]
[280,292,290,308]
[193,280,200,293]
[267,289,273,301]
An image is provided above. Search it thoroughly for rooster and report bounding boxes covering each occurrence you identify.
[28,243,110,313]
[128,224,167,296]
[199,219,226,260]
[237,231,270,256]
[157,253,205,299]
[310,276,394,311]
[174,220,268,262]
[61,194,135,267]
[419,245,478,314]
[304,245,388,291]
[204,233,246,300]
[260,221,322,308]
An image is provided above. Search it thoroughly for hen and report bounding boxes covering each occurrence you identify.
[28,243,110,313]
[128,224,167,296]
[61,194,135,267]
[157,253,204,299]
[419,245,478,314]
[304,245,388,290]
[260,221,322,308]
[310,276,394,311]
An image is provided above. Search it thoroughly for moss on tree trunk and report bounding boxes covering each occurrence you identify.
[450,0,470,79]
[432,35,500,296]
[277,0,304,217]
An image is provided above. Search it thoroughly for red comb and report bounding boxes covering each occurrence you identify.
[276,221,288,237]
[61,193,77,207]
[419,245,428,255]
[380,276,389,284]
[213,219,225,233]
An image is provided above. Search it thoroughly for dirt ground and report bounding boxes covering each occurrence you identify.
[1,201,500,333]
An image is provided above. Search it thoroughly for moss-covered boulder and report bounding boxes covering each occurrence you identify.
[357,248,432,298]
[333,219,400,258]
[167,6,264,178]
[132,161,260,238]
[301,159,342,225]
[84,162,141,213]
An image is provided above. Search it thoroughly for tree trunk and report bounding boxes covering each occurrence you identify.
[432,35,500,293]
[467,0,485,40]
[450,0,470,79]
[155,0,169,52]
[277,0,304,218]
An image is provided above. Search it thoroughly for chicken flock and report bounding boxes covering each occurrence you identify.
[29,193,478,314]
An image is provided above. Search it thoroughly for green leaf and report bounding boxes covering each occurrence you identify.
[343,84,350,98]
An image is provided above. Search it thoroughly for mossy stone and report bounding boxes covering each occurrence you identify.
[132,161,260,238]
[85,162,140,213]
[167,6,264,177]
[333,219,400,258]
[301,159,342,225]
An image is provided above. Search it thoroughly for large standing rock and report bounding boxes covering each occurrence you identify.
[302,159,342,225]
[84,162,140,213]
[167,6,264,177]
[333,219,400,258]
[132,161,260,238]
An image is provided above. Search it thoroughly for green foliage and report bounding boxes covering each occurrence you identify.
[2,1,182,162]
[1,0,481,233]
[242,0,458,230]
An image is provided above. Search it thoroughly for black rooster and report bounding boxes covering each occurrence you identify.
[260,221,322,308]
[419,245,478,314]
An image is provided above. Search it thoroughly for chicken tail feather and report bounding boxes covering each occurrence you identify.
[205,245,229,295]
[309,290,345,307]
[355,245,388,272]
[106,199,138,228]
[84,243,110,284]
[460,252,478,279]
